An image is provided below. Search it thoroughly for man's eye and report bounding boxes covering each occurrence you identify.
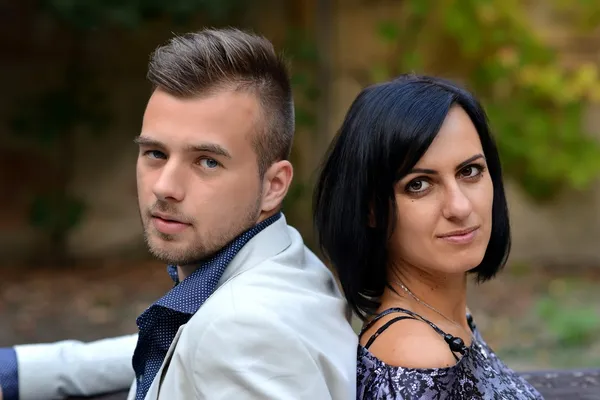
[199,158,219,169]
[145,150,166,159]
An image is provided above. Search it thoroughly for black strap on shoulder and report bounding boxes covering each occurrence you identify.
[359,307,413,336]
[363,315,417,350]
[360,307,468,358]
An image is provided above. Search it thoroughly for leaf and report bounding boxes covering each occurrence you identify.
[294,107,316,128]
[376,21,400,44]
[369,64,391,83]
[407,0,431,17]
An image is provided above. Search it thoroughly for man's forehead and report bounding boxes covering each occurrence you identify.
[146,88,260,114]
[143,90,262,150]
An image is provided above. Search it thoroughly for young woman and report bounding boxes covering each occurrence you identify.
[314,74,543,399]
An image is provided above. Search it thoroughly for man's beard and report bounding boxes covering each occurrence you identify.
[140,197,262,266]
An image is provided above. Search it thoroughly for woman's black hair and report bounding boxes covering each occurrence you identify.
[313,74,511,320]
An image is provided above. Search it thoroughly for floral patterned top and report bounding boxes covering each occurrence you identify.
[357,308,544,399]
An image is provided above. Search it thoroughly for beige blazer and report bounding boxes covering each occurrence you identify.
[124,215,357,399]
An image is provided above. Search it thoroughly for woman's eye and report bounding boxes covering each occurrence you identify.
[460,165,481,178]
[199,158,219,169]
[406,179,430,193]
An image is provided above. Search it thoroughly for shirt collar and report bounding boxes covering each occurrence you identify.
[153,212,282,315]
[167,265,178,284]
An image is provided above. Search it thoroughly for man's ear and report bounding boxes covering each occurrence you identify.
[260,160,293,213]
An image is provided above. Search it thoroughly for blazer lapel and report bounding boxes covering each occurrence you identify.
[144,215,293,399]
[143,324,186,399]
[218,214,292,286]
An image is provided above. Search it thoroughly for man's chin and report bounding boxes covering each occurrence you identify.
[146,227,178,241]
[146,237,179,259]
[149,249,188,266]
[146,241,207,266]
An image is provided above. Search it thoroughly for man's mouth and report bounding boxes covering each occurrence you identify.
[150,212,190,235]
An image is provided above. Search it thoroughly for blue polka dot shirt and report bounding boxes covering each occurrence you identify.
[0,347,18,400]
[132,212,281,400]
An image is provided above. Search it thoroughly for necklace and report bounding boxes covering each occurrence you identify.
[392,279,475,342]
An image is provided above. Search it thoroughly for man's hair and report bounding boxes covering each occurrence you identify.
[147,28,294,176]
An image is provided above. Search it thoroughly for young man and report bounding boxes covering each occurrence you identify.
[0,28,357,400]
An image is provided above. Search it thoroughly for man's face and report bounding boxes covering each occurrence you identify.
[136,89,265,266]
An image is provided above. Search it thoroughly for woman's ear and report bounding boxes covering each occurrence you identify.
[368,207,376,227]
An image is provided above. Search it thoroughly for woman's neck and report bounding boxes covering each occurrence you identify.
[382,266,469,330]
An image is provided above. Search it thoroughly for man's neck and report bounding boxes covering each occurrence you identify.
[177,265,194,282]
[175,211,282,281]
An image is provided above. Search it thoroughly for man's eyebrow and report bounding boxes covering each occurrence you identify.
[405,153,486,176]
[133,136,232,159]
[184,143,232,159]
[134,135,163,147]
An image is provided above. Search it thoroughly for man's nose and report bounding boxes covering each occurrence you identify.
[152,162,185,202]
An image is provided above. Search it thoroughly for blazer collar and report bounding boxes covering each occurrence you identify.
[218,213,292,286]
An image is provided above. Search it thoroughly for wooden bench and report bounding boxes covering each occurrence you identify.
[520,369,600,400]
[68,368,600,400]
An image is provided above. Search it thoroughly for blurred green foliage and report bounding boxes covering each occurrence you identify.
[373,0,600,200]
[282,28,320,213]
[11,60,111,262]
[38,0,251,29]
[535,277,600,347]
[536,295,600,347]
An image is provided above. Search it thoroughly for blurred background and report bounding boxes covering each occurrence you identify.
[1,0,599,372]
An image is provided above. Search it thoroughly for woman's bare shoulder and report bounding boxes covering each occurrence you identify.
[361,314,457,369]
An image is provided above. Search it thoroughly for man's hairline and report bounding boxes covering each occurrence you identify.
[149,84,280,175]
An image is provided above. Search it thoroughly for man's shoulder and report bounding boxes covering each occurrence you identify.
[175,243,357,391]
[194,258,339,321]
[180,274,356,370]
[185,246,353,341]
[217,248,341,312]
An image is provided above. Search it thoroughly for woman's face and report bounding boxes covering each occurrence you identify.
[390,105,494,277]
